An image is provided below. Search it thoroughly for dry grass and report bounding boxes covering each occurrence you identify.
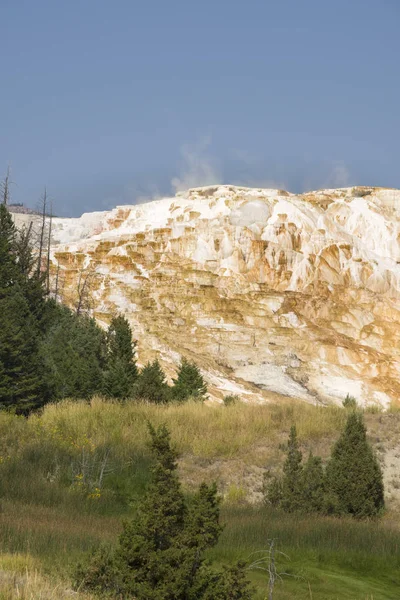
[0,399,399,599]
[28,396,347,462]
[1,397,397,503]
[0,554,95,599]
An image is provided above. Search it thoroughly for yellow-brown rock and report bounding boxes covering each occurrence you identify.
[41,185,400,407]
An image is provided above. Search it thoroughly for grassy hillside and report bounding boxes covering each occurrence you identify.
[0,398,399,599]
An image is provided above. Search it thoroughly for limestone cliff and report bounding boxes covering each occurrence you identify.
[43,185,400,407]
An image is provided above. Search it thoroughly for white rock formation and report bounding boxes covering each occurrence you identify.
[35,184,400,407]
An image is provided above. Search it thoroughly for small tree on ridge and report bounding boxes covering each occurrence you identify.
[172,358,208,402]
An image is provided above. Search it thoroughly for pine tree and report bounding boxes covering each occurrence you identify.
[103,315,138,399]
[40,307,106,400]
[76,425,253,599]
[301,452,326,514]
[0,203,18,288]
[0,204,47,412]
[14,223,47,324]
[263,473,283,508]
[325,412,384,518]
[0,287,46,412]
[281,425,303,513]
[172,358,208,402]
[106,316,136,365]
[0,205,46,323]
[133,359,170,403]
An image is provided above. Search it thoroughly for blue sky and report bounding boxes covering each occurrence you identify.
[1,0,399,216]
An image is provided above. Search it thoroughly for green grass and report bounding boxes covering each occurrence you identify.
[0,501,398,599]
[212,506,400,599]
[0,399,399,598]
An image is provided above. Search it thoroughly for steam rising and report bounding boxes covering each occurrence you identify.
[171,136,221,193]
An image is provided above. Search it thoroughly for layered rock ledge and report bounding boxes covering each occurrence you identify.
[23,184,400,407]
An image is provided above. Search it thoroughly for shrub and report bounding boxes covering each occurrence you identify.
[223,395,239,406]
[342,394,357,409]
[225,484,247,505]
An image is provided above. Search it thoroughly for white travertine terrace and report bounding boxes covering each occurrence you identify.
[39,184,400,407]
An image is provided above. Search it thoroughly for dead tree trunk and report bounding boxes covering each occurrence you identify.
[37,188,48,275]
[76,267,95,316]
[268,539,276,600]
[54,262,60,300]
[17,221,34,276]
[248,538,292,600]
[46,201,53,293]
[1,166,11,205]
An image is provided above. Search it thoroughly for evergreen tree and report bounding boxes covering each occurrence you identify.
[0,202,114,411]
[14,224,47,325]
[0,204,47,412]
[172,358,208,402]
[301,452,325,514]
[0,287,46,413]
[0,205,46,324]
[199,562,254,600]
[281,425,303,513]
[106,315,136,365]
[114,424,187,598]
[76,425,253,599]
[103,315,138,399]
[325,412,384,518]
[133,359,170,403]
[263,473,283,508]
[0,203,18,288]
[40,307,106,400]
[342,394,357,409]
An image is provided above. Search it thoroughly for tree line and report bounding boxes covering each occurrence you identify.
[0,201,207,413]
[264,412,384,519]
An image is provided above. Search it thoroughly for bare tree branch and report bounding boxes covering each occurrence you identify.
[247,539,299,600]
[1,165,13,206]
[46,200,53,293]
[54,262,60,300]
[37,188,48,275]
[75,266,96,316]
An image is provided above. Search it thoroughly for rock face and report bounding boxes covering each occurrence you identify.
[44,185,400,407]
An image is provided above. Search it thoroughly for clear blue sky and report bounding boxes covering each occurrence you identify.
[1,0,399,216]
